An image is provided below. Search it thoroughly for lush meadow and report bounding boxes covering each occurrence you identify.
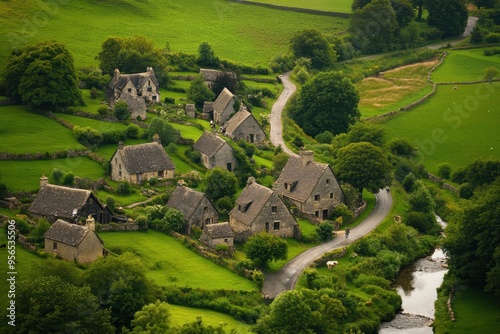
[0,0,348,67]
[100,230,258,291]
[246,0,353,13]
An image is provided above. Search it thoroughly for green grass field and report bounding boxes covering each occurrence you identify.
[100,230,257,291]
[169,304,253,333]
[55,113,131,133]
[0,157,106,192]
[80,89,107,114]
[431,49,500,83]
[0,106,84,154]
[449,284,500,333]
[247,0,353,13]
[171,123,204,141]
[0,0,348,68]
[383,83,500,174]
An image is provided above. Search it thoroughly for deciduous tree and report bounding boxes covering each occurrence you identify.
[204,167,238,201]
[289,29,336,69]
[129,300,171,334]
[187,75,215,108]
[290,71,360,137]
[147,118,180,146]
[197,42,219,67]
[426,0,468,38]
[244,231,288,267]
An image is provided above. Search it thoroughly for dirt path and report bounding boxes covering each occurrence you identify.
[269,72,297,157]
[262,189,393,298]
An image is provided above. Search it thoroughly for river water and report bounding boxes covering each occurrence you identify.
[379,216,448,333]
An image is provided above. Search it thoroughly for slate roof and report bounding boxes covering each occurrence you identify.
[44,219,103,246]
[224,109,264,137]
[193,132,228,158]
[166,185,214,221]
[274,154,331,203]
[109,68,159,90]
[203,222,234,238]
[200,69,221,83]
[230,180,274,227]
[29,184,94,219]
[203,101,214,114]
[116,142,175,174]
[213,88,235,115]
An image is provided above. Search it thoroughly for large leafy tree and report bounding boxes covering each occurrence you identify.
[289,29,336,69]
[444,178,500,295]
[244,231,288,267]
[130,300,171,334]
[204,167,238,201]
[426,0,468,38]
[16,276,114,334]
[197,42,219,67]
[336,142,391,198]
[2,40,82,108]
[350,0,400,53]
[353,0,414,27]
[84,253,156,330]
[147,118,180,146]
[187,74,215,108]
[211,71,239,96]
[290,71,359,137]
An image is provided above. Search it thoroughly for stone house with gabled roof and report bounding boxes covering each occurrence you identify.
[106,67,161,120]
[273,150,344,220]
[193,132,237,172]
[166,185,219,234]
[199,68,236,89]
[199,222,234,248]
[29,176,112,224]
[224,106,266,144]
[110,136,175,184]
[213,87,238,125]
[44,217,104,264]
[229,177,297,242]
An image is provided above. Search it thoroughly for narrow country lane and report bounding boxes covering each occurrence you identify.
[262,190,393,298]
[269,72,297,157]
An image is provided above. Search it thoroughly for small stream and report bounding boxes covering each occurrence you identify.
[379,216,448,333]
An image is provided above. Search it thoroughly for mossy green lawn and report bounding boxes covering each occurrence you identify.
[431,49,500,83]
[55,113,131,132]
[0,106,84,154]
[247,0,353,13]
[0,0,348,67]
[100,230,257,291]
[0,158,105,192]
[383,83,500,175]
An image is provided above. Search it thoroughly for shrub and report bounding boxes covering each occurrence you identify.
[314,131,334,144]
[329,203,354,224]
[73,126,103,147]
[113,100,129,120]
[106,196,116,212]
[62,172,74,186]
[166,143,177,154]
[485,33,500,43]
[90,87,98,99]
[459,182,474,199]
[185,148,201,164]
[126,124,140,139]
[316,222,334,241]
[102,130,127,144]
[405,211,439,235]
[97,104,109,115]
[388,138,415,157]
[183,170,202,188]
[437,163,451,179]
[52,168,64,184]
[292,136,304,149]
[116,182,133,195]
[451,167,467,184]
[162,208,185,233]
[352,235,383,257]
[251,270,264,289]
[402,172,417,193]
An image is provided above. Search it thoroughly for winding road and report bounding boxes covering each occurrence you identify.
[264,72,393,298]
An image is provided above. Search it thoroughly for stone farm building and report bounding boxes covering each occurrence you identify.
[224,106,266,144]
[29,176,112,224]
[106,67,161,120]
[230,177,297,242]
[273,150,344,220]
[166,185,219,234]
[193,131,237,172]
[199,68,236,89]
[44,217,104,264]
[110,136,175,184]
[200,222,234,249]
[213,87,238,125]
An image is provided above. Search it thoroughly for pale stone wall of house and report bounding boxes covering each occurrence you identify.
[77,233,103,264]
[218,100,236,125]
[45,239,78,262]
[211,144,237,171]
[110,151,130,182]
[187,197,219,233]
[302,169,344,219]
[228,117,266,143]
[200,233,234,248]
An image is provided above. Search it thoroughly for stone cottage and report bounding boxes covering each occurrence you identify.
[273,150,344,220]
[199,68,236,89]
[110,136,175,184]
[193,131,237,172]
[229,177,297,242]
[185,104,196,118]
[213,87,238,125]
[202,101,214,120]
[106,67,161,120]
[224,106,266,144]
[44,216,104,264]
[199,222,234,249]
[166,185,219,234]
[29,176,112,224]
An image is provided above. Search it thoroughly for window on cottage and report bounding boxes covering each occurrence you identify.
[330,193,334,199]
[147,86,152,92]
[119,163,121,170]
[128,88,132,93]
[314,194,320,201]
[224,238,228,243]
[119,171,122,177]
[271,206,277,214]
[53,242,57,251]
[205,218,211,225]
[238,205,243,213]
[315,211,320,218]
[115,158,117,163]
[265,222,269,232]
[158,170,164,178]
[273,222,280,230]
[284,183,288,190]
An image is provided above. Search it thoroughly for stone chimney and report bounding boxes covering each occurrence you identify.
[118,141,124,150]
[86,215,96,232]
[40,174,49,188]
[300,150,314,167]
[247,176,256,186]
[147,67,154,75]
[152,133,161,145]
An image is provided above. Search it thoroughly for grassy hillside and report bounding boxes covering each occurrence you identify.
[0,0,348,68]
[384,82,500,174]
[246,0,353,13]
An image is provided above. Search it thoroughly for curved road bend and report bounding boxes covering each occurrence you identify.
[262,189,393,298]
[269,72,297,157]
